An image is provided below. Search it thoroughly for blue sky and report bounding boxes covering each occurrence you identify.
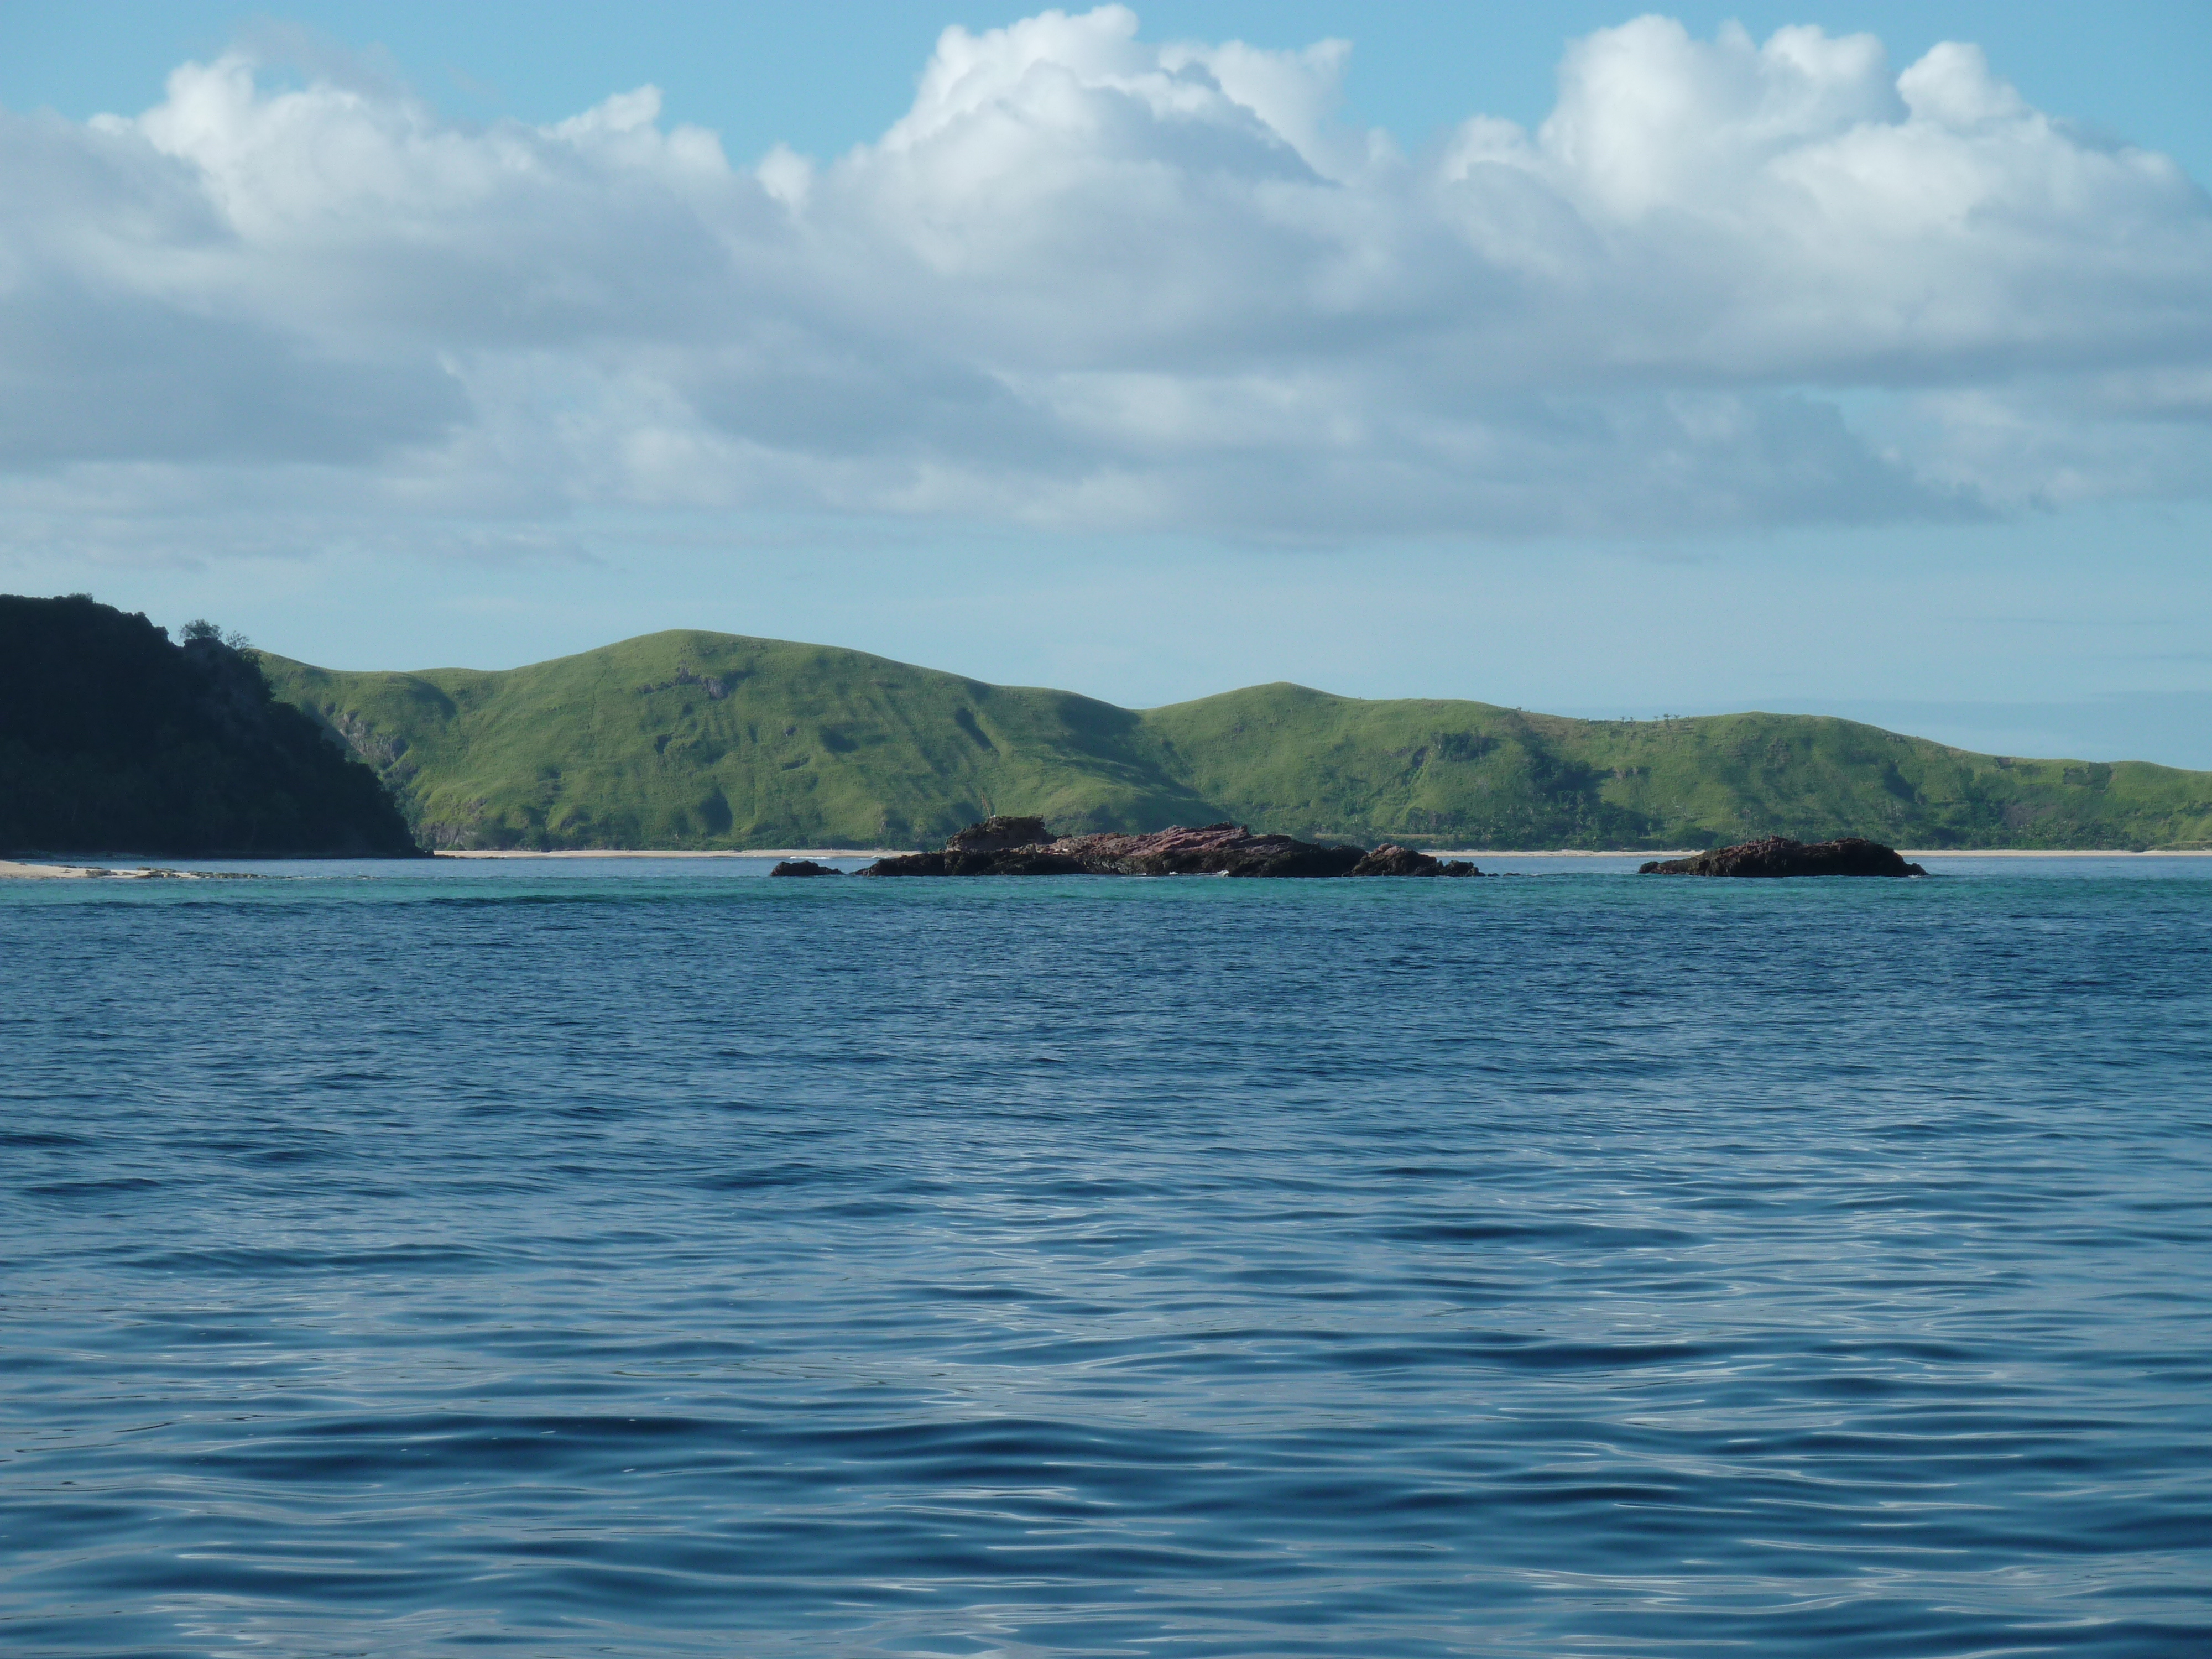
[11,4,2210,175]
[4,3,2210,765]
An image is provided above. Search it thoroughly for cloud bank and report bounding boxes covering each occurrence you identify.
[3,6,2209,555]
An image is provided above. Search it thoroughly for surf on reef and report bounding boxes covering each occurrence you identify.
[0,860,257,880]
[774,817,1484,878]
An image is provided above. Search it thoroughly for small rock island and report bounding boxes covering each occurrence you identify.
[1639,836,1927,878]
[773,817,1481,878]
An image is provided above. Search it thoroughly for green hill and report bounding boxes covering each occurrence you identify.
[0,596,421,857]
[262,632,1211,852]
[258,629,2212,852]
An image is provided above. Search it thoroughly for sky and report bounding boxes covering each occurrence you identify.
[3,3,2210,765]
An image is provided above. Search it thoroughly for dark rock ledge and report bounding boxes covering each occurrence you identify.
[1639,837,1927,878]
[833,817,1483,879]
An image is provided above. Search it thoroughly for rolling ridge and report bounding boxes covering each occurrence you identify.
[260,630,2212,851]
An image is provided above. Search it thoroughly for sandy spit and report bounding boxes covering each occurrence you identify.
[0,860,247,880]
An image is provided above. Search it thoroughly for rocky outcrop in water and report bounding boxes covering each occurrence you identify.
[946,816,1051,854]
[1639,837,1926,878]
[857,820,1483,879]
[769,859,844,878]
[1349,843,1479,878]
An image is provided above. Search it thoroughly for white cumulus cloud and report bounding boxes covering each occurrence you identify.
[1,5,2208,558]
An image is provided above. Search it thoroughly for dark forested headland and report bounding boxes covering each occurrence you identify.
[254,628,2212,852]
[0,596,421,857]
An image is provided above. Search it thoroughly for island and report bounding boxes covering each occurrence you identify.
[804,817,1482,878]
[1639,837,1927,877]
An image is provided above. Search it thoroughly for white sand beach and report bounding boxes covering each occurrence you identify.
[1438,848,2212,859]
[1898,849,2212,858]
[435,849,896,860]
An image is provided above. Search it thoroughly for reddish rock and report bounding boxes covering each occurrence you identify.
[1047,823,1362,878]
[1350,843,1480,878]
[861,848,1089,877]
[857,821,1495,880]
[1639,837,1926,878]
[858,820,1385,878]
[945,816,1051,853]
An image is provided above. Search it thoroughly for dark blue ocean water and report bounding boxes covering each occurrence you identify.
[4,855,2210,1658]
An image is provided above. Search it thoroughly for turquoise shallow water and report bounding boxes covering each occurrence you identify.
[3,857,2210,1657]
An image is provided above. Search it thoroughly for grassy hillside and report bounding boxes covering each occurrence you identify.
[261,630,2212,851]
[263,632,1213,850]
[1140,687,2212,850]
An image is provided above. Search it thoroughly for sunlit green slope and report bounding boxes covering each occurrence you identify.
[262,632,2212,851]
[1139,685,2212,850]
[262,632,1212,849]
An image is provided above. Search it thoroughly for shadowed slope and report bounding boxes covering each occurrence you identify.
[0,596,421,857]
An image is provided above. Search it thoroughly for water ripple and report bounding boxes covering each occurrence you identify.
[3,864,2210,1655]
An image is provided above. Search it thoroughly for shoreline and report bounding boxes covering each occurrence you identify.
[434,846,2212,861]
[1902,849,2212,858]
[435,848,898,860]
[0,860,233,880]
[1437,848,2212,859]
[11,848,2210,880]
